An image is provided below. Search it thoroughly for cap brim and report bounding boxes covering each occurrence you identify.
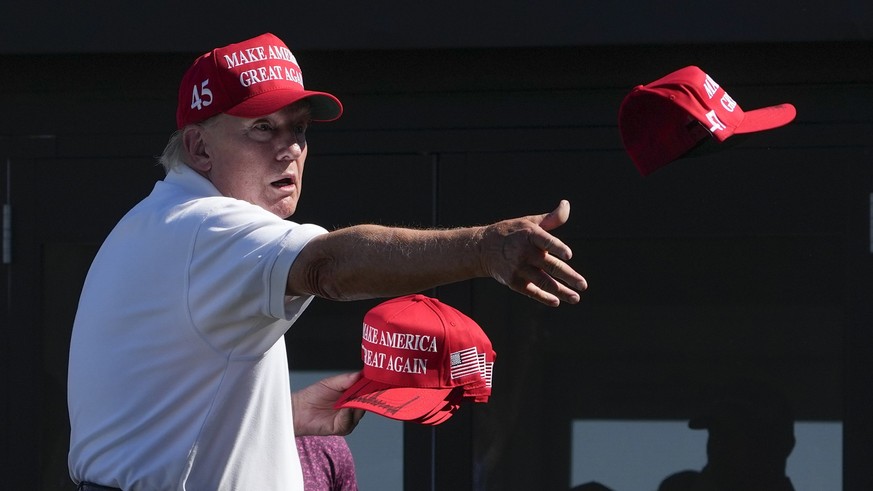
[226,89,343,122]
[735,103,796,134]
[334,377,455,422]
[421,408,459,425]
[418,402,461,425]
[416,388,465,425]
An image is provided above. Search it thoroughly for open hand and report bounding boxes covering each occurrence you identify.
[479,200,588,307]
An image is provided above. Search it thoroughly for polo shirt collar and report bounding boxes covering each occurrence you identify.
[164,164,222,197]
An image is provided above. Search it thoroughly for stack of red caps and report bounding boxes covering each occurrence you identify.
[334,294,495,425]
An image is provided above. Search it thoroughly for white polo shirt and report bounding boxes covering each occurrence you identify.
[68,165,327,490]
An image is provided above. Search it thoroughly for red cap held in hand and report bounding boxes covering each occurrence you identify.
[334,294,495,425]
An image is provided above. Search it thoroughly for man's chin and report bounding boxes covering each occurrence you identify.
[272,201,297,219]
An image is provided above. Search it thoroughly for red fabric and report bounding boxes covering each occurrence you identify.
[334,294,495,425]
[176,32,342,128]
[619,65,796,176]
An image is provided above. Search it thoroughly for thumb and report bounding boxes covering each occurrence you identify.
[331,371,363,392]
[534,200,571,231]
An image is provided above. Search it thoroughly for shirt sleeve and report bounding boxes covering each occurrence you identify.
[186,199,328,355]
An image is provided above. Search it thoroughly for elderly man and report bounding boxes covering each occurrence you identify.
[67,32,587,490]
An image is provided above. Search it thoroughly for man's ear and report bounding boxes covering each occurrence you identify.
[182,126,212,173]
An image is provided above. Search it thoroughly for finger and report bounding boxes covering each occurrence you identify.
[539,253,588,292]
[336,370,363,391]
[521,283,561,307]
[529,254,588,300]
[320,371,363,393]
[529,230,573,261]
[514,267,582,306]
[352,408,366,425]
[334,408,366,436]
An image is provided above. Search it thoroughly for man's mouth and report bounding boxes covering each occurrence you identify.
[271,178,293,187]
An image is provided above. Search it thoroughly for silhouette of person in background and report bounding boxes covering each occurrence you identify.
[658,377,797,491]
[657,470,700,491]
[570,481,614,491]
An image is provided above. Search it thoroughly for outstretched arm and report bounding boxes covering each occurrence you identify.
[287,200,587,307]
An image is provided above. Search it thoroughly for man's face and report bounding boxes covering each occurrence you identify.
[198,102,311,218]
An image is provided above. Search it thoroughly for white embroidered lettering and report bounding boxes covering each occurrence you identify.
[268,45,298,64]
[190,79,213,111]
[223,46,267,68]
[380,332,437,352]
[284,67,302,85]
[703,74,720,99]
[362,323,379,344]
[386,355,427,374]
[720,93,737,112]
[362,345,386,369]
[704,110,727,133]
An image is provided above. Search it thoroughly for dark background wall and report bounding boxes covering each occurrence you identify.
[1,2,871,490]
[2,1,872,52]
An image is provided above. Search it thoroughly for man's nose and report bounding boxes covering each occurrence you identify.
[278,133,303,159]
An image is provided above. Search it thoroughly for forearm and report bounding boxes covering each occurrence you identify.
[287,201,588,307]
[287,224,488,301]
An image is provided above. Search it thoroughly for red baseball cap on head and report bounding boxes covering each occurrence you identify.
[334,294,496,425]
[175,32,342,129]
[619,65,796,176]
